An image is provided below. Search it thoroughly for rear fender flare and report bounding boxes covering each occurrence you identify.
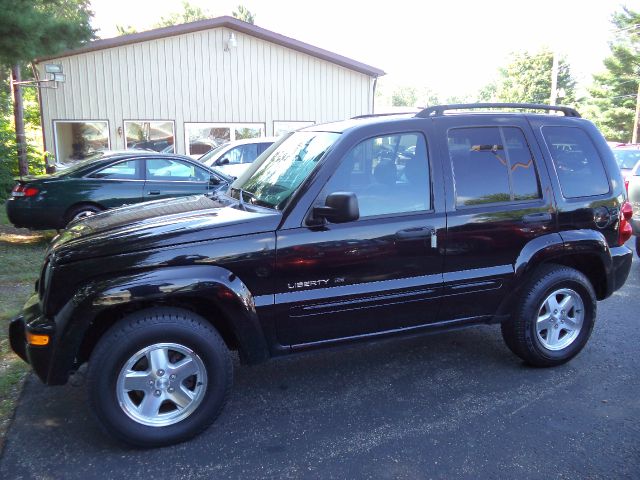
[496,230,611,317]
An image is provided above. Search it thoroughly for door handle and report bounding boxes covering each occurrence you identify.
[148,190,161,195]
[395,226,437,248]
[395,226,434,239]
[522,212,552,223]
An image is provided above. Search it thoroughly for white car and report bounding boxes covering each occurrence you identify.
[199,138,277,178]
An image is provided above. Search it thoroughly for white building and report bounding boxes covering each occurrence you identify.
[34,16,384,164]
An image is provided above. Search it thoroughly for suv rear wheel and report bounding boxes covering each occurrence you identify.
[501,265,596,367]
[87,307,232,447]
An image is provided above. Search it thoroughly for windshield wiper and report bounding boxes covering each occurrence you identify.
[231,187,257,211]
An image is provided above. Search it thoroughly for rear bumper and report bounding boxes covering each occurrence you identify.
[5,198,62,230]
[9,294,58,384]
[608,245,633,296]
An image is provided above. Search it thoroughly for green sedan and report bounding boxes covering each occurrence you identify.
[5,151,230,230]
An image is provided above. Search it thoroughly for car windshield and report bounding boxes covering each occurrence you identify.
[613,149,640,169]
[199,144,229,166]
[231,131,339,209]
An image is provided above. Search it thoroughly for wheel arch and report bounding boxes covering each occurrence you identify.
[49,265,271,384]
[63,201,105,224]
[495,231,612,318]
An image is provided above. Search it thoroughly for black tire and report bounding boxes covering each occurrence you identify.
[87,307,232,447]
[501,264,597,367]
[64,204,103,227]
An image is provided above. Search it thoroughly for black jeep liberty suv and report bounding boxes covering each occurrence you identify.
[10,104,634,447]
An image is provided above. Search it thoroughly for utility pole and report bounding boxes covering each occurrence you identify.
[11,65,28,177]
[550,52,559,106]
[633,81,640,143]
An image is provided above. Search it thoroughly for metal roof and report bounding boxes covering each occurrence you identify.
[35,16,385,77]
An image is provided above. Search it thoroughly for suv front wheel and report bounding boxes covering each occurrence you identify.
[501,265,597,367]
[87,307,232,447]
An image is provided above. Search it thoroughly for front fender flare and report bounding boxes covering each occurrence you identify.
[49,265,269,384]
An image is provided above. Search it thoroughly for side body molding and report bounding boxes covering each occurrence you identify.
[49,265,270,383]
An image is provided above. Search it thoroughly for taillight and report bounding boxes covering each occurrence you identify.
[618,201,633,246]
[11,185,38,197]
[625,178,629,194]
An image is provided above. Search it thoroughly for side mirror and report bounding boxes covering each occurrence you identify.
[312,192,359,224]
[216,157,230,165]
[209,175,221,185]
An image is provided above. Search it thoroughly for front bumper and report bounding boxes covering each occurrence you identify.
[9,294,57,384]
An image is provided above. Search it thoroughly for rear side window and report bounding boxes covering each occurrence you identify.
[448,127,541,207]
[542,126,609,198]
[90,160,141,180]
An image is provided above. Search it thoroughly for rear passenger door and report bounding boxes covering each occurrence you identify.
[434,117,556,321]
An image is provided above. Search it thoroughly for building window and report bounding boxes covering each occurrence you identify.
[273,121,315,137]
[184,122,265,157]
[124,121,175,153]
[53,121,109,165]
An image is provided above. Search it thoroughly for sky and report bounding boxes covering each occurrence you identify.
[90,0,640,100]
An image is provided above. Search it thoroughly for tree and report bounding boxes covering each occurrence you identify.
[116,25,138,36]
[584,7,640,142]
[479,49,577,106]
[391,86,418,107]
[0,0,95,66]
[0,0,94,178]
[155,1,210,28]
[233,5,256,24]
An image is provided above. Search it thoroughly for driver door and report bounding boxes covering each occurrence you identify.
[274,130,446,347]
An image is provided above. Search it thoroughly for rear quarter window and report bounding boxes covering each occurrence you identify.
[541,126,610,198]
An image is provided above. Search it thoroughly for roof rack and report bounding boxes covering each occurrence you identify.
[415,103,581,118]
[351,112,418,119]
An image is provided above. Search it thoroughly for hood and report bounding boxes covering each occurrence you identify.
[49,194,281,264]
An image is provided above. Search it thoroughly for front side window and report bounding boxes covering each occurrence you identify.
[448,126,541,207]
[318,132,431,218]
[146,159,209,181]
[542,126,609,198]
[125,121,175,153]
[91,160,141,180]
[233,131,339,209]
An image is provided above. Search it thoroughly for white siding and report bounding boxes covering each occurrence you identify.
[38,27,375,157]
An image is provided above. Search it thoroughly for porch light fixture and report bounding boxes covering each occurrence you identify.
[225,32,237,52]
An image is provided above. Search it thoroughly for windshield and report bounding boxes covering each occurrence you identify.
[199,144,229,166]
[231,131,339,209]
[613,149,640,169]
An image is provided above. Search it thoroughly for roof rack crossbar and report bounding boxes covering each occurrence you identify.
[415,103,581,118]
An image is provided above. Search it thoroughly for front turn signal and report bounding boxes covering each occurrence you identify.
[26,332,49,346]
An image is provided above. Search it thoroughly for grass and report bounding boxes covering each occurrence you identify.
[0,204,55,449]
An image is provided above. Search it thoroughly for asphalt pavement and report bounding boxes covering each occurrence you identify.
[1,254,639,479]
